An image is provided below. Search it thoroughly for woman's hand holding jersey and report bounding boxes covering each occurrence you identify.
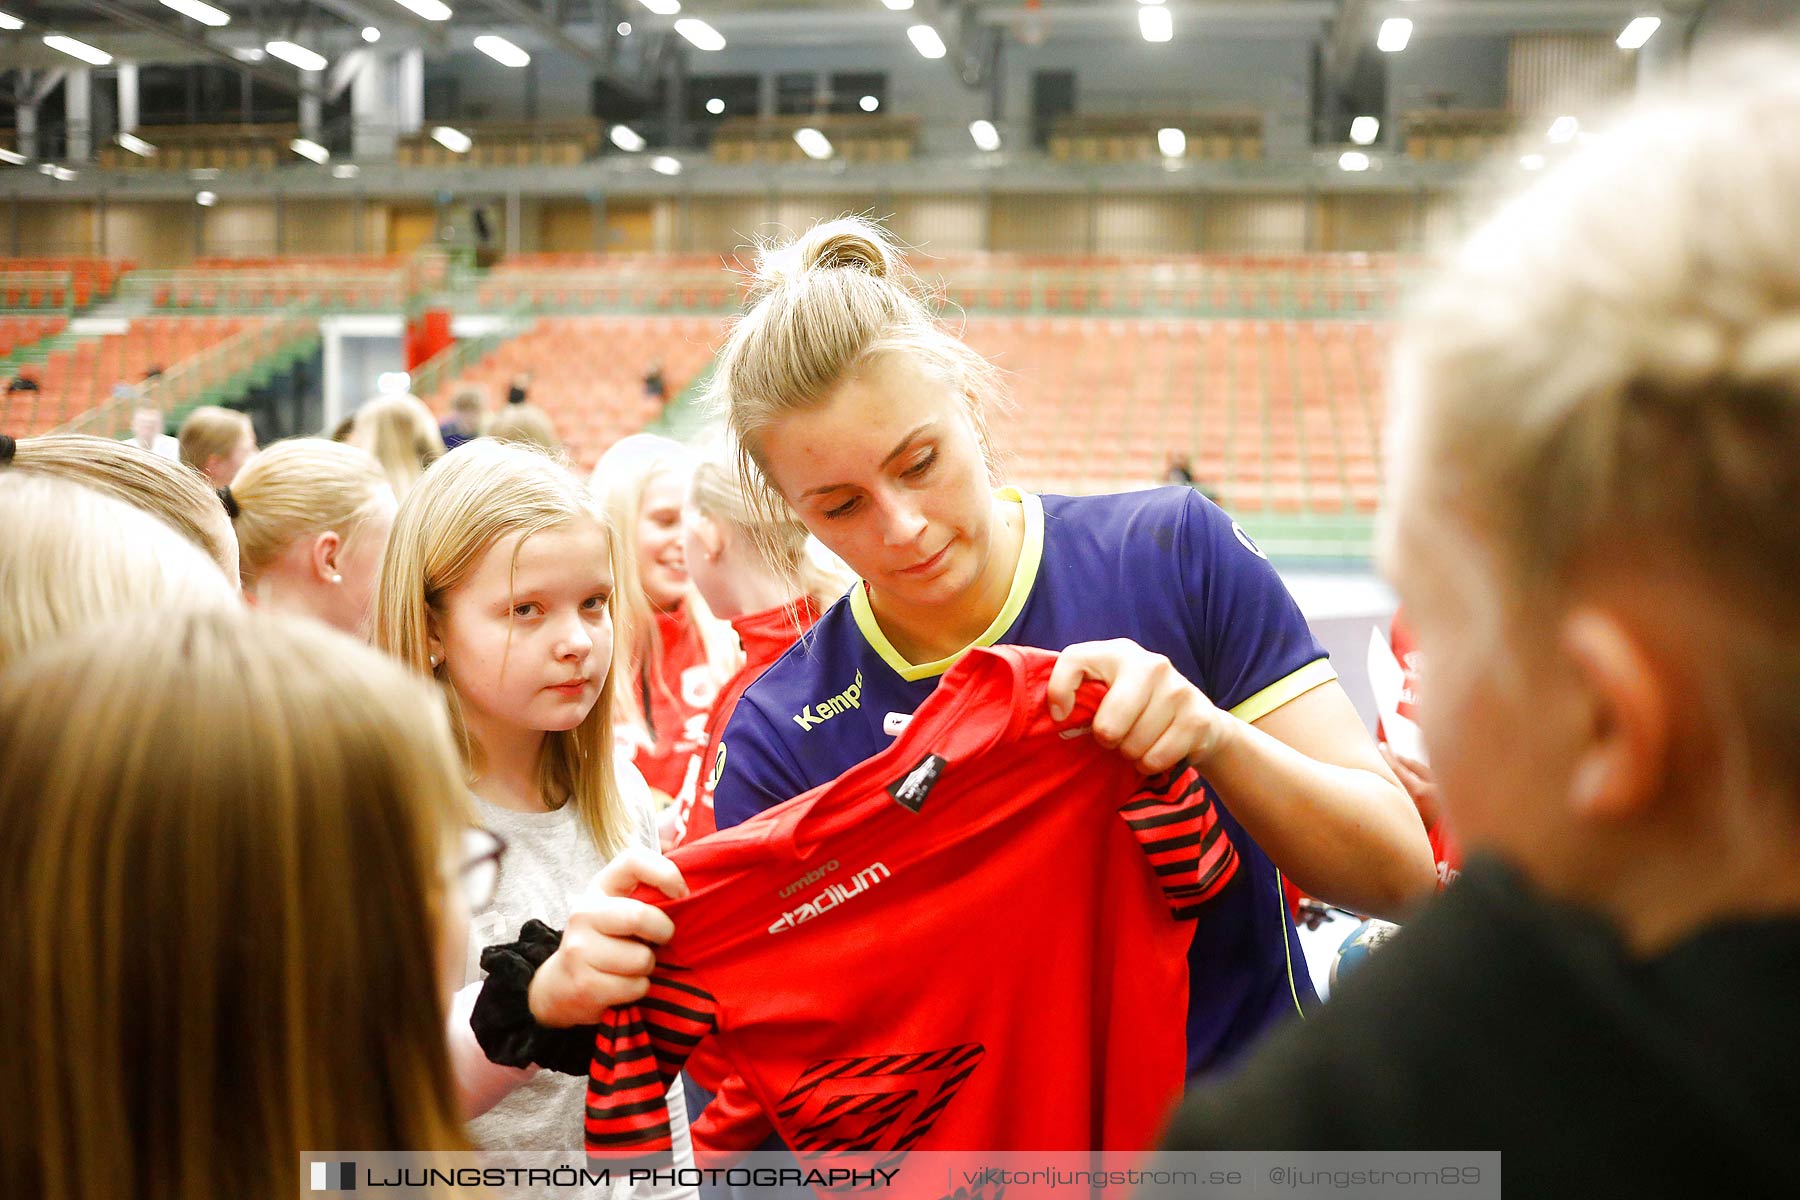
[529,846,687,1028]
[1047,639,1231,774]
[1049,637,1437,923]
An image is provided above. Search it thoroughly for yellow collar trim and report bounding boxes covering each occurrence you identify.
[849,488,1045,682]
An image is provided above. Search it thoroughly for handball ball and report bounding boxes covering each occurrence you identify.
[1329,918,1401,993]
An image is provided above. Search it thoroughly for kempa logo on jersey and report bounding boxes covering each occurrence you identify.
[779,859,840,899]
[768,862,890,934]
[791,670,863,731]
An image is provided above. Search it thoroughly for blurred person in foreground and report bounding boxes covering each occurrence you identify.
[1158,54,1800,1195]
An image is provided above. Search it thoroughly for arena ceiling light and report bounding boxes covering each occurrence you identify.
[432,125,473,153]
[44,35,113,66]
[1547,115,1579,144]
[907,24,946,59]
[474,34,530,67]
[860,94,880,112]
[1519,153,1546,171]
[1349,116,1379,145]
[969,119,1000,152]
[608,124,645,152]
[0,148,26,165]
[616,21,631,34]
[1376,18,1412,53]
[1338,150,1371,172]
[636,0,680,14]
[650,155,681,175]
[881,0,914,10]
[233,47,264,61]
[266,41,328,72]
[332,163,360,178]
[675,18,724,51]
[0,11,22,29]
[1157,127,1186,157]
[706,97,724,115]
[362,27,381,43]
[392,0,453,20]
[289,137,330,163]
[160,0,230,27]
[1138,6,1172,44]
[117,132,158,157]
[1617,17,1660,49]
[53,166,78,181]
[196,190,217,206]
[794,127,833,160]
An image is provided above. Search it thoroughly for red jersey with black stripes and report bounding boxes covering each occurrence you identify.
[583,645,1239,1164]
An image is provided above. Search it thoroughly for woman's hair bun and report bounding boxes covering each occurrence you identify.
[750,216,904,301]
[795,218,896,278]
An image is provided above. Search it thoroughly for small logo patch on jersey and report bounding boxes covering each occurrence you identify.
[883,711,912,737]
[887,753,946,813]
[1232,521,1268,560]
[708,743,727,787]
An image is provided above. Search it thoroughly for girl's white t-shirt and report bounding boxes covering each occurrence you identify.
[463,751,694,1199]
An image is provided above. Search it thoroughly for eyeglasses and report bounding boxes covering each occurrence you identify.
[458,827,506,910]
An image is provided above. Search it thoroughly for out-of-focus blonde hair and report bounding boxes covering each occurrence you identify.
[687,436,853,617]
[707,216,1008,527]
[230,438,395,592]
[6,433,239,579]
[1389,53,1800,789]
[176,404,253,474]
[374,440,632,858]
[0,473,237,674]
[351,394,447,501]
[487,402,562,457]
[589,433,740,733]
[0,607,470,1200]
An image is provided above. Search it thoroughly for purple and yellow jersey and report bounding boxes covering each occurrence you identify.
[712,486,1335,1077]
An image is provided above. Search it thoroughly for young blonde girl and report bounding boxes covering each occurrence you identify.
[0,472,237,673]
[0,607,472,1200]
[663,439,852,847]
[176,404,257,486]
[487,402,563,457]
[352,393,447,501]
[229,438,398,635]
[589,434,740,805]
[373,439,695,1187]
[5,432,240,581]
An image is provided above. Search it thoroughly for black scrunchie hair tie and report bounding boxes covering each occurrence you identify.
[0,433,15,465]
[217,485,239,519]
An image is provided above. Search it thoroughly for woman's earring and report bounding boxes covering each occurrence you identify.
[429,654,439,668]
[330,573,343,584]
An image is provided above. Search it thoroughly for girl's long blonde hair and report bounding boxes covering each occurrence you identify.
[589,433,740,733]
[0,607,470,1200]
[0,473,238,674]
[6,433,239,578]
[176,404,253,475]
[351,394,447,502]
[375,439,633,858]
[687,437,853,618]
[229,438,394,592]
